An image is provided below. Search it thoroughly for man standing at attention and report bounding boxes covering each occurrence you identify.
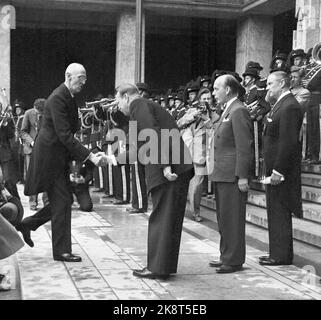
[209,74,254,273]
[259,71,303,266]
[16,63,104,262]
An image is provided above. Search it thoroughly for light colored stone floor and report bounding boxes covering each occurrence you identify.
[12,187,321,300]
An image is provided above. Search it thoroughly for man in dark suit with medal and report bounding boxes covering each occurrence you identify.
[114,83,194,280]
[16,63,105,262]
[259,71,303,266]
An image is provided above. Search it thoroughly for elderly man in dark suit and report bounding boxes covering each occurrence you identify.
[20,98,49,211]
[114,83,194,280]
[209,75,254,273]
[259,71,304,266]
[16,63,105,262]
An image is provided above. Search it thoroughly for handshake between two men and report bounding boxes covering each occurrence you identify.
[88,153,179,182]
[88,152,118,167]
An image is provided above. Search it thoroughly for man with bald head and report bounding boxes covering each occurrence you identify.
[17,63,104,262]
[259,71,303,266]
[209,74,254,273]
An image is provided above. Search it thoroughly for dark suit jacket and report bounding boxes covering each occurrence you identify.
[24,84,90,195]
[210,98,254,182]
[263,92,303,217]
[129,97,193,193]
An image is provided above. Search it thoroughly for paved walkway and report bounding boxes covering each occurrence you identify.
[4,186,321,300]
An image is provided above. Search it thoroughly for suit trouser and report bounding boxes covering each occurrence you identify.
[131,162,148,211]
[266,185,293,262]
[148,171,192,275]
[306,99,320,160]
[214,182,247,266]
[22,172,73,257]
[25,154,49,207]
[72,183,93,212]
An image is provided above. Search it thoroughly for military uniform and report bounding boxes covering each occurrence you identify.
[302,60,321,162]
[243,67,270,177]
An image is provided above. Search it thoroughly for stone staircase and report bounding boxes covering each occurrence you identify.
[200,164,321,249]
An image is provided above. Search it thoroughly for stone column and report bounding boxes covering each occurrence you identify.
[235,15,273,79]
[293,0,321,51]
[0,24,11,100]
[115,10,145,87]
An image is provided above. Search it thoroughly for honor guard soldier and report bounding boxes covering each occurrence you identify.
[159,95,166,108]
[270,51,289,73]
[125,83,150,214]
[171,92,185,121]
[200,75,211,89]
[185,82,200,105]
[109,107,131,204]
[166,91,175,113]
[287,49,306,68]
[301,43,321,163]
[243,65,271,178]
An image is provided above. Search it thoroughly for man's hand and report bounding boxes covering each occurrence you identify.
[238,178,249,192]
[270,172,283,185]
[89,153,104,166]
[163,166,178,182]
[75,176,86,184]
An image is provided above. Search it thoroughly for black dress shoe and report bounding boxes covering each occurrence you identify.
[209,260,223,267]
[113,200,129,205]
[102,194,114,199]
[259,257,291,266]
[16,224,34,247]
[54,253,82,262]
[133,267,169,280]
[216,265,243,273]
[259,255,270,262]
[126,208,145,214]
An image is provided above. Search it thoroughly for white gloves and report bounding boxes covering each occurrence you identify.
[163,166,178,181]
[88,152,117,167]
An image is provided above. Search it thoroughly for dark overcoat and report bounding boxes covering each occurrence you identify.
[129,98,193,193]
[263,93,303,217]
[24,84,90,195]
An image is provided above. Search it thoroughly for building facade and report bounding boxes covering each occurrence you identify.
[0,0,317,107]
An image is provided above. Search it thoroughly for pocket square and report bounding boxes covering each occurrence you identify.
[222,118,230,122]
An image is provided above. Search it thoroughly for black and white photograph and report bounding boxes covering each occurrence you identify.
[1,0,321,306]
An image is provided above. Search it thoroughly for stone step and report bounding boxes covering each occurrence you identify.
[247,189,321,224]
[301,173,321,188]
[250,182,321,205]
[301,164,321,175]
[200,197,321,248]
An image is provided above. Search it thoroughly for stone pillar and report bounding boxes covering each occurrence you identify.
[0,24,10,101]
[235,15,273,79]
[293,0,321,51]
[115,10,145,87]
